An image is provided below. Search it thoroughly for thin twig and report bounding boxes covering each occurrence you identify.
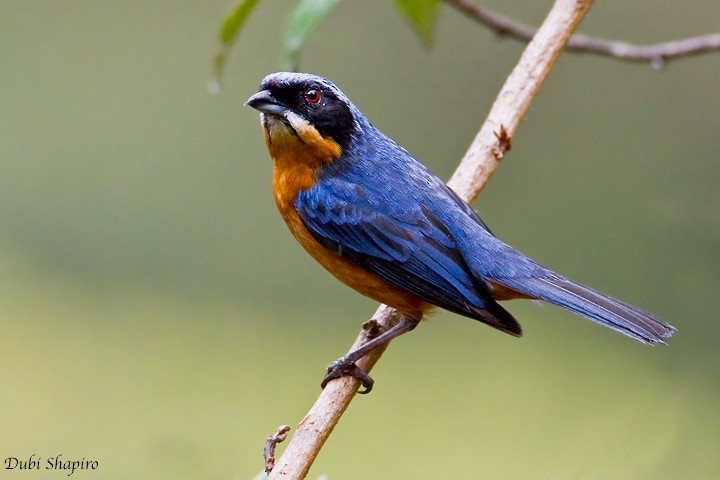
[264,425,291,474]
[446,0,720,67]
[265,305,399,480]
[266,1,595,478]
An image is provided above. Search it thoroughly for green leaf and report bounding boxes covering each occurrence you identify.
[210,0,261,93]
[393,0,441,47]
[283,0,341,71]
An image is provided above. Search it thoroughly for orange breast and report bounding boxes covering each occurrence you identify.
[277,198,431,319]
[267,125,431,320]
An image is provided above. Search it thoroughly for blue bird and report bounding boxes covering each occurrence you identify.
[246,72,675,392]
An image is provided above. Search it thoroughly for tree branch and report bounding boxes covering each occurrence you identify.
[447,0,720,67]
[264,425,291,474]
[266,1,595,478]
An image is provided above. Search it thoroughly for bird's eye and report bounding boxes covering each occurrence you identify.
[305,89,322,104]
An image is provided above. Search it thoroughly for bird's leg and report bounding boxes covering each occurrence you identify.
[321,315,419,394]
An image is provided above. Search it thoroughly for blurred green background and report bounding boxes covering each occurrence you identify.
[1,1,718,479]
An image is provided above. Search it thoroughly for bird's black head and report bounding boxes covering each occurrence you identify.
[246,72,360,151]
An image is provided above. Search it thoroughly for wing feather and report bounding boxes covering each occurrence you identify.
[295,184,482,314]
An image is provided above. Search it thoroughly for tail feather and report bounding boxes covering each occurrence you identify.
[473,300,524,338]
[494,271,676,344]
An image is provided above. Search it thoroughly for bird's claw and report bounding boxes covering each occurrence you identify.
[321,358,374,394]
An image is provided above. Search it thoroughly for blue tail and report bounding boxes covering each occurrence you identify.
[464,236,676,344]
[497,269,675,344]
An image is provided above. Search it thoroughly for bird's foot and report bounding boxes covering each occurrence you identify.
[321,357,374,394]
[319,315,419,394]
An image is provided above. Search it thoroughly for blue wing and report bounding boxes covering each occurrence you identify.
[294,178,521,335]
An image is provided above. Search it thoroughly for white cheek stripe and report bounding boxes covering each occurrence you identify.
[284,111,312,132]
[262,111,313,136]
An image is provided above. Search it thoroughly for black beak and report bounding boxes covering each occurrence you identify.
[245,90,286,116]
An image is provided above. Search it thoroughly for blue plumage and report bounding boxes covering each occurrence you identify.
[250,72,676,346]
[294,118,519,330]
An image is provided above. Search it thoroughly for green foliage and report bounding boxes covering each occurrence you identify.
[211,0,260,92]
[218,0,261,43]
[283,0,341,71]
[211,0,441,83]
[393,0,441,47]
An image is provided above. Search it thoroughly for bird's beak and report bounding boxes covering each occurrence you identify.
[245,90,286,116]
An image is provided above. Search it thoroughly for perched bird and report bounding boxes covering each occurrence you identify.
[246,72,675,392]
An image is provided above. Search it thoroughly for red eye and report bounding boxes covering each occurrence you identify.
[305,89,322,104]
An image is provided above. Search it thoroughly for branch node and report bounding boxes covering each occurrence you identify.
[264,425,291,474]
[650,56,665,70]
[492,125,512,160]
[362,319,383,338]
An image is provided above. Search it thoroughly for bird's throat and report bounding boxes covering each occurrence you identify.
[262,113,341,165]
[263,113,341,213]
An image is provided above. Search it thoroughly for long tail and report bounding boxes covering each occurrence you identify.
[492,268,676,344]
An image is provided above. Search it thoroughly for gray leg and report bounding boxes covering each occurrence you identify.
[321,315,420,394]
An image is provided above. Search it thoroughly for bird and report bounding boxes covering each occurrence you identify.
[246,72,676,393]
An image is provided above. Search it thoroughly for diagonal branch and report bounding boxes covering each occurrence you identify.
[266,0,595,478]
[447,0,720,67]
